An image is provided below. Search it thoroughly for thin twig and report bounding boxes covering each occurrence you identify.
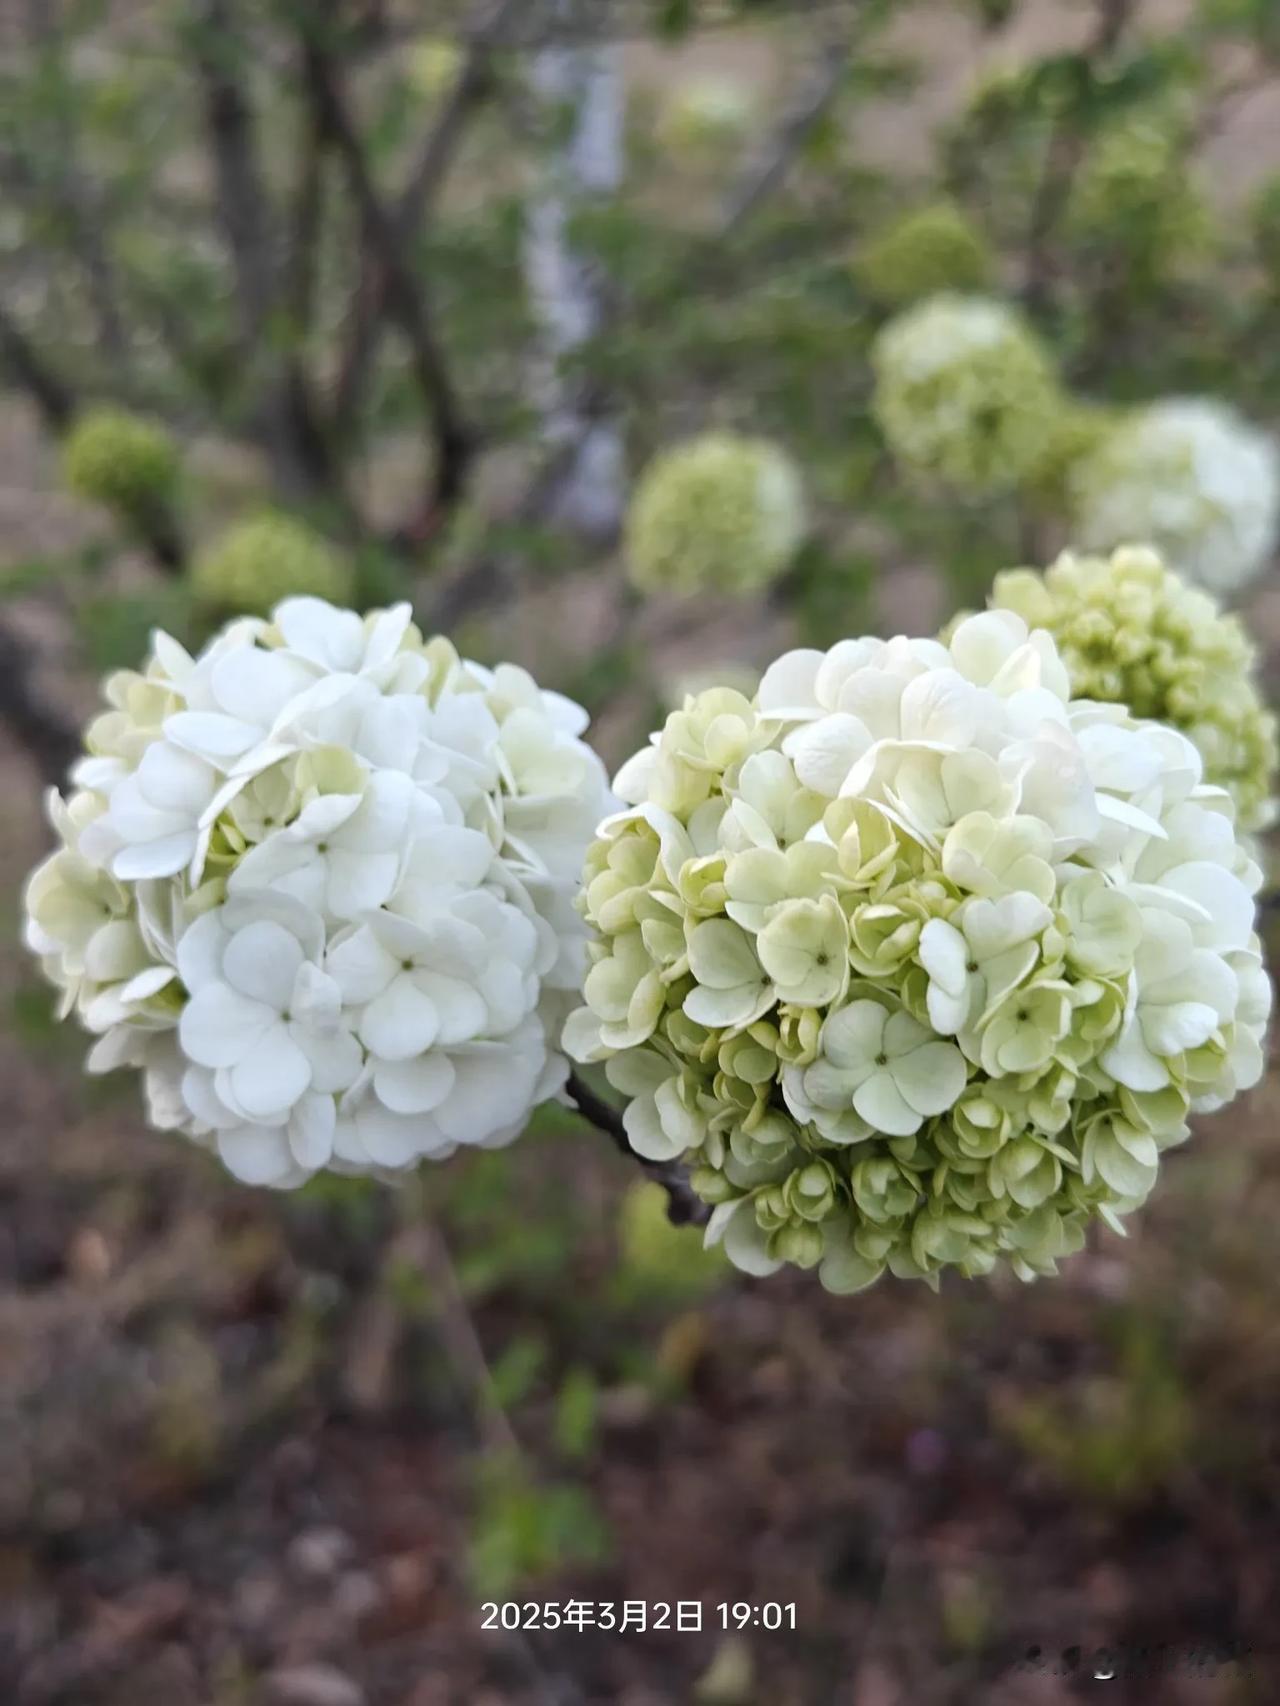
[190,0,335,499]
[330,0,523,435]
[301,28,474,519]
[18,1,132,371]
[0,301,187,574]
[0,620,81,786]
[1021,0,1135,312]
[0,301,75,432]
[716,35,854,239]
[566,1071,710,1228]
[190,0,277,346]
[406,1214,522,1458]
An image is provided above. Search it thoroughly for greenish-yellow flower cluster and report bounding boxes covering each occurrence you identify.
[1068,112,1212,278]
[406,38,462,101]
[626,433,806,597]
[856,203,993,307]
[566,617,1269,1292]
[192,513,354,615]
[657,78,754,155]
[871,295,1063,497]
[63,407,180,521]
[988,546,1277,831]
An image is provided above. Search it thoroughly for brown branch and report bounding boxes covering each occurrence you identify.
[18,1,132,371]
[0,301,75,432]
[190,0,277,346]
[302,30,474,520]
[278,102,352,507]
[715,40,853,240]
[1021,0,1136,312]
[0,620,81,786]
[189,0,339,502]
[566,1071,710,1228]
[330,0,522,435]
[0,301,186,574]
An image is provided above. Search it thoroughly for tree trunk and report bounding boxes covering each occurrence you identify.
[522,5,625,538]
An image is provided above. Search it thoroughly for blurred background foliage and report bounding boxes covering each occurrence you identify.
[4,1,1280,1702]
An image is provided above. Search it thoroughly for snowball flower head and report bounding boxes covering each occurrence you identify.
[1069,399,1280,595]
[63,406,179,520]
[856,203,993,307]
[407,38,462,101]
[193,513,354,615]
[871,294,1063,496]
[658,77,755,154]
[566,617,1269,1291]
[23,597,613,1187]
[1067,112,1211,276]
[989,546,1277,832]
[626,433,806,597]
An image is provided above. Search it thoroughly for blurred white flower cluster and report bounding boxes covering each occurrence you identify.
[658,77,755,156]
[23,598,613,1186]
[1069,398,1280,595]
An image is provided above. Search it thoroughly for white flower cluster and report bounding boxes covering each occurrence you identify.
[871,294,1062,496]
[23,599,613,1186]
[1070,399,1280,596]
[567,615,1269,1289]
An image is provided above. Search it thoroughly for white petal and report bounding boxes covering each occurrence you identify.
[164,711,261,762]
[326,927,398,1004]
[176,909,228,993]
[757,648,824,717]
[221,920,304,1009]
[112,831,196,881]
[218,1124,297,1185]
[228,1030,311,1118]
[180,983,273,1068]
[326,849,399,920]
[374,1053,457,1115]
[359,977,440,1060]
[289,1094,336,1170]
[434,1045,542,1144]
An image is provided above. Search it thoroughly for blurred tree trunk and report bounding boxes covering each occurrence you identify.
[522,2,625,538]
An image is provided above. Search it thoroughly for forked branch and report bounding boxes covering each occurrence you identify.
[566,1071,710,1228]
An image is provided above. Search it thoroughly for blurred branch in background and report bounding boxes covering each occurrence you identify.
[0,299,75,434]
[716,18,855,237]
[188,0,343,505]
[300,17,476,533]
[523,0,627,536]
[330,0,523,445]
[0,618,79,785]
[1020,0,1136,312]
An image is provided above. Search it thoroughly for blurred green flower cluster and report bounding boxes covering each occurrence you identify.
[63,406,180,522]
[657,77,754,156]
[871,295,1063,496]
[565,620,1268,1292]
[406,38,462,101]
[192,512,353,615]
[626,432,806,597]
[1067,111,1213,282]
[989,545,1277,830]
[855,203,994,307]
